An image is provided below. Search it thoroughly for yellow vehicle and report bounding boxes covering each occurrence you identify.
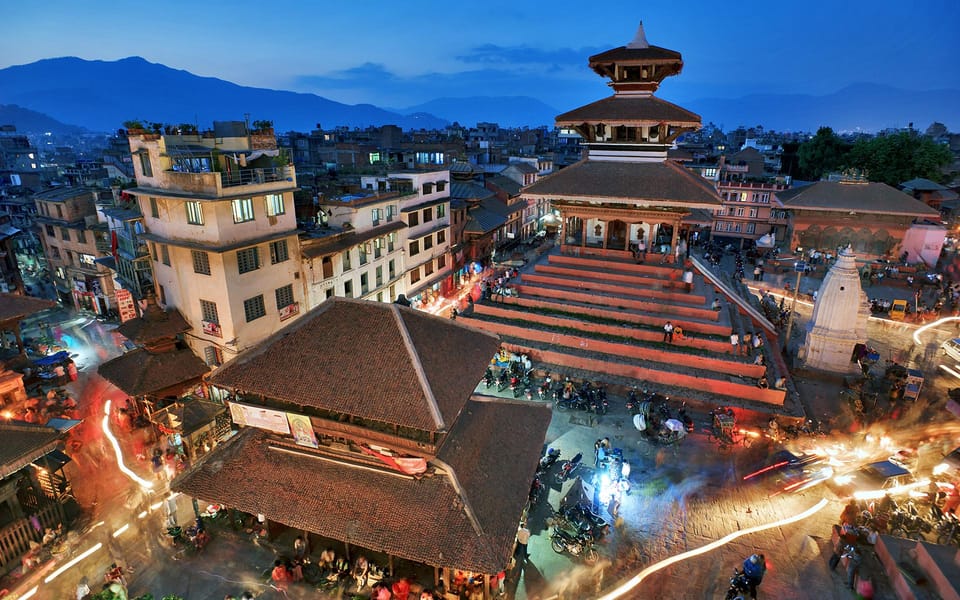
[889,299,908,321]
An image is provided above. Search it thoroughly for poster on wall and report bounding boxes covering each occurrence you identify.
[228,402,290,434]
[115,289,138,322]
[286,413,319,448]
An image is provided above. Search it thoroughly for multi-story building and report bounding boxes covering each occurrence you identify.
[33,187,115,312]
[126,121,302,366]
[712,181,789,245]
[95,191,154,301]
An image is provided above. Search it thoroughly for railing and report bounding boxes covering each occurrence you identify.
[220,166,292,188]
[0,501,64,576]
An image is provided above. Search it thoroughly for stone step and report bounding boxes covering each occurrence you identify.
[535,263,687,289]
[520,272,705,306]
[514,283,719,321]
[549,253,678,276]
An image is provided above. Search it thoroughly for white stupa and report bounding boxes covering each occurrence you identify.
[800,246,869,373]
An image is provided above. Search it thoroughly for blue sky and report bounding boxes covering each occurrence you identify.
[5,0,958,111]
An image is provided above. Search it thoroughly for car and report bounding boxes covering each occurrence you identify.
[743,450,831,493]
[832,460,925,501]
[941,338,960,362]
[933,446,960,477]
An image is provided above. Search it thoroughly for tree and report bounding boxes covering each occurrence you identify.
[844,131,953,186]
[797,127,851,181]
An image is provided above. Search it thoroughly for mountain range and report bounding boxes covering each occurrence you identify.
[0,56,956,135]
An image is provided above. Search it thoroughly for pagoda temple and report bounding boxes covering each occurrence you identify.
[523,23,722,259]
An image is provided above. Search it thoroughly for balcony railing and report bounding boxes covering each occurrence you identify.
[220,166,293,188]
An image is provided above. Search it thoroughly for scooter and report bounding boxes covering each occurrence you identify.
[555,452,583,484]
[538,448,561,474]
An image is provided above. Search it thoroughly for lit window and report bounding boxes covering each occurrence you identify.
[232,198,255,223]
[265,193,285,216]
[186,201,204,225]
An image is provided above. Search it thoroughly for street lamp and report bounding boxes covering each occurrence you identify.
[783,261,805,352]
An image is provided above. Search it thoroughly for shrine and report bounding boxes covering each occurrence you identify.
[522,23,722,260]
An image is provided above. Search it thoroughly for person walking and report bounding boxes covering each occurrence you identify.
[753,266,761,281]
[637,239,646,263]
[271,559,292,593]
[742,553,766,599]
[515,522,531,563]
[663,321,674,343]
[730,332,740,356]
[842,545,862,590]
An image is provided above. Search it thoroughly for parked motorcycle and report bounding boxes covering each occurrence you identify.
[538,448,561,474]
[483,367,495,389]
[496,370,509,392]
[933,509,960,547]
[555,452,583,484]
[528,474,545,505]
[678,402,695,433]
[724,568,752,600]
[560,503,610,540]
[538,376,553,401]
[550,527,599,564]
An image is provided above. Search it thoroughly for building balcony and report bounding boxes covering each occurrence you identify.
[152,165,296,198]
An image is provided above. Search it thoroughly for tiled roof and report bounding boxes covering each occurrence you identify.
[172,396,551,573]
[900,178,947,191]
[521,159,723,209]
[151,398,226,437]
[0,293,56,324]
[487,175,522,197]
[451,182,495,201]
[507,162,538,174]
[556,95,700,126]
[301,221,406,259]
[775,181,941,217]
[0,423,61,479]
[589,45,682,63]
[31,187,95,202]
[208,299,501,432]
[97,347,210,396]
[465,207,508,234]
[116,301,191,343]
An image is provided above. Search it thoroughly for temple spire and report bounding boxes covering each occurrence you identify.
[627,21,649,49]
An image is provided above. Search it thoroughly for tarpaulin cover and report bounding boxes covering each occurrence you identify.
[33,350,71,367]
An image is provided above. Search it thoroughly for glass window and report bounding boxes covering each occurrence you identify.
[424,236,433,251]
[186,201,204,225]
[203,346,222,367]
[387,232,396,252]
[342,250,352,271]
[161,244,171,266]
[410,267,420,284]
[437,181,446,192]
[232,198,255,223]
[409,240,419,256]
[60,228,70,241]
[237,247,260,274]
[374,238,382,259]
[371,208,382,225]
[265,193,285,216]
[192,250,211,275]
[200,299,219,324]
[269,239,289,264]
[376,266,383,287]
[408,212,419,227]
[386,205,396,222]
[77,230,87,243]
[424,261,434,276]
[139,153,153,177]
[422,182,434,195]
[344,280,353,298]
[423,207,433,222]
[438,254,446,269]
[437,203,446,218]
[360,273,369,294]
[388,259,396,279]
[45,225,54,237]
[437,230,446,244]
[150,197,159,218]
[359,244,368,265]
[275,284,294,309]
[243,295,266,322]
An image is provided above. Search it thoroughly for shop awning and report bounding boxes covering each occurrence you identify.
[33,351,72,367]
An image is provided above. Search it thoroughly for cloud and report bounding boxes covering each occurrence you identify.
[455,44,606,66]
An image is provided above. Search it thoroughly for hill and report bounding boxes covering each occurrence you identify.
[0,104,85,134]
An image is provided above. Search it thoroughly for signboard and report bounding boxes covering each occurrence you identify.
[228,402,290,434]
[794,261,807,273]
[202,320,222,337]
[279,302,300,322]
[115,289,138,323]
[286,413,318,448]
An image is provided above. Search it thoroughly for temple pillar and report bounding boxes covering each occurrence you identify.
[670,221,680,264]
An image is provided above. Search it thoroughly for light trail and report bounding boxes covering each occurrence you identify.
[102,399,154,490]
[44,542,102,583]
[17,586,38,600]
[742,460,790,481]
[595,498,829,600]
[912,316,960,345]
[939,364,960,380]
[113,523,130,537]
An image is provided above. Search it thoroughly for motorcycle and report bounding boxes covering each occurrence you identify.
[538,376,553,401]
[724,568,752,600]
[560,504,610,540]
[496,370,509,392]
[483,368,495,389]
[511,375,522,398]
[538,448,561,474]
[529,474,545,505]
[555,452,583,484]
[550,528,599,564]
[678,402,695,433]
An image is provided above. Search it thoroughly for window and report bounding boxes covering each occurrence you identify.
[50,246,61,259]
[423,207,433,222]
[424,236,433,251]
[186,201,204,225]
[375,266,383,287]
[265,193,285,216]
[151,243,158,260]
[438,254,446,269]
[60,228,70,241]
[192,250,211,275]
[342,250,352,271]
[409,240,419,256]
[77,230,87,243]
[409,267,420,284]
[243,295,266,321]
[232,198,254,223]
[200,299,219,324]
[424,261,434,276]
[161,244,170,266]
[734,207,744,217]
[269,240,289,264]
[388,260,396,279]
[56,205,63,218]
[359,244,368,265]
[344,280,353,298]
[203,346,222,367]
[275,284,294,309]
[714,221,723,231]
[374,238,382,259]
[237,247,260,274]
[408,212,419,227]
[45,225,54,237]
[386,205,396,222]
[149,197,159,218]
[371,208,382,226]
[139,153,153,177]
[422,182,434,195]
[65,250,73,264]
[437,203,446,218]
[745,223,756,234]
[437,181,446,192]
[387,232,396,252]
[437,230,446,244]
[748,208,758,218]
[360,273,369,294]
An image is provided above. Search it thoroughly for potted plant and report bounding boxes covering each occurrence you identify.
[122,120,147,135]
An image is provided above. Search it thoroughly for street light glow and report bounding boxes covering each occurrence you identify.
[595,498,829,600]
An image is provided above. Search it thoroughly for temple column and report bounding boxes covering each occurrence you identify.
[669,221,680,264]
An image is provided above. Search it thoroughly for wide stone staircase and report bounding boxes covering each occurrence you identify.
[463,251,787,406]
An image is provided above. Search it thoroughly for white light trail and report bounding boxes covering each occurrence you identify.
[44,542,103,583]
[149,501,163,511]
[112,523,130,537]
[102,399,154,490]
[595,498,829,600]
[939,364,960,380]
[912,316,960,345]
[18,586,38,600]
[138,510,148,519]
